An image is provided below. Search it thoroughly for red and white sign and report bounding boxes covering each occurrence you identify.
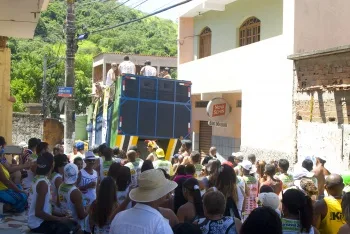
[206,98,231,123]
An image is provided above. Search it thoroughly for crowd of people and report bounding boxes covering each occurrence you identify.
[0,135,350,234]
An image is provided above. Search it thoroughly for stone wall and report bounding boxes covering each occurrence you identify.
[12,113,43,145]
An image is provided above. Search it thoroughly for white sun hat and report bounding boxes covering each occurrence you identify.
[129,169,178,203]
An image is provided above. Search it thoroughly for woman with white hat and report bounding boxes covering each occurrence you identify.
[110,169,177,234]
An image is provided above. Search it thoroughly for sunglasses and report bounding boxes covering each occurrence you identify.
[86,159,95,163]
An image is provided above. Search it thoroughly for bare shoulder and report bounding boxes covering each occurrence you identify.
[314,199,327,214]
[338,224,350,234]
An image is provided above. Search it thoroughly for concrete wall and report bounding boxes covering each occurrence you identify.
[12,113,43,145]
[294,0,350,53]
[192,0,283,59]
[297,121,349,173]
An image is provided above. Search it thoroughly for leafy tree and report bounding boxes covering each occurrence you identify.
[9,0,178,115]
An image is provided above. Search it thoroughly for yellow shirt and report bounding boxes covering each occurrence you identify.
[0,164,10,190]
[319,196,346,234]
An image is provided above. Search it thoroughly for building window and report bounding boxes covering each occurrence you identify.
[195,101,209,108]
[199,27,212,59]
[239,17,261,47]
[236,100,242,108]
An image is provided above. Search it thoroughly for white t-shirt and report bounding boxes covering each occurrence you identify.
[78,169,98,206]
[141,65,157,76]
[119,61,136,75]
[106,68,116,87]
[110,203,173,234]
[125,161,143,187]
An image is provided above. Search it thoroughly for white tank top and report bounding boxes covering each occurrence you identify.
[50,172,62,211]
[78,169,98,206]
[28,176,52,229]
[116,187,132,210]
[125,161,143,187]
[59,183,87,231]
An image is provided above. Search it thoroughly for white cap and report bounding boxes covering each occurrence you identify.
[239,160,257,174]
[258,193,280,210]
[63,163,78,184]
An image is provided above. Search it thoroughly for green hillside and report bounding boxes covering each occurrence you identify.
[9,0,178,117]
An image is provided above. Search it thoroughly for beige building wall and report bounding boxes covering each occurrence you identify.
[294,0,350,53]
[191,93,242,152]
[178,17,194,65]
[0,47,13,144]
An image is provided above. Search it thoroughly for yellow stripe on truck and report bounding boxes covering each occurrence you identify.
[128,136,139,148]
[115,135,125,149]
[166,138,178,161]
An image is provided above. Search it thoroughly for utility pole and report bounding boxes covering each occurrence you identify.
[64,0,76,153]
[42,54,47,118]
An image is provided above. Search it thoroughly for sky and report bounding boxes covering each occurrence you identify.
[122,0,185,22]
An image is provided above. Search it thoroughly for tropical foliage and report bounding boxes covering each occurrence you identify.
[9,0,177,117]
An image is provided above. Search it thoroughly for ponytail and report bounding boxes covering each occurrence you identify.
[299,195,313,232]
[183,178,204,217]
[193,185,204,217]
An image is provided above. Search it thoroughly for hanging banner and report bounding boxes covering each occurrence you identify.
[91,100,99,146]
[101,87,110,144]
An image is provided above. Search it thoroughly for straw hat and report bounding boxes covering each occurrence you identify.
[129,169,177,202]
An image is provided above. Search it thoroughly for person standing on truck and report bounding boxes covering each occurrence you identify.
[163,67,172,79]
[140,60,157,77]
[118,56,136,76]
[106,63,118,100]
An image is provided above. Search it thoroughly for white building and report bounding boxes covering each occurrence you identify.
[177,0,295,160]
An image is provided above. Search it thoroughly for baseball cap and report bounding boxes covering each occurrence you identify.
[257,193,280,210]
[239,160,257,174]
[85,151,96,160]
[36,153,54,175]
[147,141,158,149]
[156,148,165,158]
[64,163,79,184]
[76,142,84,151]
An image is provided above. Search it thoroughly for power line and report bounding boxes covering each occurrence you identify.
[112,0,133,10]
[130,0,149,10]
[89,0,192,34]
[150,0,178,13]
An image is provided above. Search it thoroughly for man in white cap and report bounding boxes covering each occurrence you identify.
[240,160,258,220]
[110,169,177,234]
[313,155,330,199]
[59,163,88,232]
